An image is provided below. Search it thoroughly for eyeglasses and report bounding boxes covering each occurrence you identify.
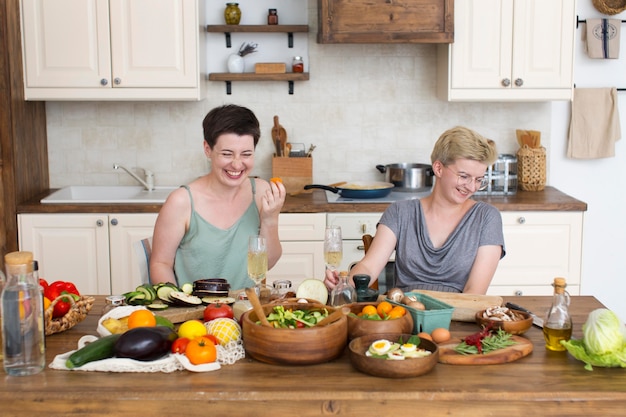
[444,165,489,191]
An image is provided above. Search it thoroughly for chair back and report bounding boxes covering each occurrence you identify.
[360,234,378,291]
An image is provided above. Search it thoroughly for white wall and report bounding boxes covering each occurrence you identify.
[550,1,626,321]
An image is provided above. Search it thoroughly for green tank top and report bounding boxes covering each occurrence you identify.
[173,179,260,290]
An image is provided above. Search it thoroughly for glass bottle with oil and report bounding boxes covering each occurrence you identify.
[543,277,572,351]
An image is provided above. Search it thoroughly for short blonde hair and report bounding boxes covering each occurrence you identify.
[430,126,498,166]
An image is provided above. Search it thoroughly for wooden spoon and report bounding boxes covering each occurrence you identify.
[315,306,350,327]
[245,287,273,328]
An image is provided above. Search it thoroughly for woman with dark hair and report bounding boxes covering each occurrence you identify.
[150,104,285,289]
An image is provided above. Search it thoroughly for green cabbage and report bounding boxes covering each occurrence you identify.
[561,308,626,371]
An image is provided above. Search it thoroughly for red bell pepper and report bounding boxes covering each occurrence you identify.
[44,281,80,318]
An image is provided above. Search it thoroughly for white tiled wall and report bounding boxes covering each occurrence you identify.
[46,0,552,188]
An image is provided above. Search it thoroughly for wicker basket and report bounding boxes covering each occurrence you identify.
[45,294,95,336]
[516,145,546,191]
[592,0,626,15]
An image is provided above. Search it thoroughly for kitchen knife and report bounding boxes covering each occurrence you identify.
[505,302,544,328]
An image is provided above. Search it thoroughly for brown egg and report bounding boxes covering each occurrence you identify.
[417,332,433,341]
[431,327,451,344]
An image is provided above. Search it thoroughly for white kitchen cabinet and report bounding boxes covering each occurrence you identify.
[20,0,205,101]
[487,211,583,297]
[18,213,158,295]
[437,0,576,101]
[267,213,326,290]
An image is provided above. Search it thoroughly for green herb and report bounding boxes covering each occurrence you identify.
[454,328,516,355]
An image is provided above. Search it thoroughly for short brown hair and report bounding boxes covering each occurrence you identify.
[202,104,261,149]
[430,126,498,166]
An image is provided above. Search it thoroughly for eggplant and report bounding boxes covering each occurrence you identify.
[113,326,177,362]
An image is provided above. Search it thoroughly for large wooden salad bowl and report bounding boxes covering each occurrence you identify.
[241,302,348,365]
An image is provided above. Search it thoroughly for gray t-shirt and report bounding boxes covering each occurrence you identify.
[379,199,505,293]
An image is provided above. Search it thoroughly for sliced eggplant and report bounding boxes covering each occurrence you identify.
[201,296,236,305]
[168,291,202,306]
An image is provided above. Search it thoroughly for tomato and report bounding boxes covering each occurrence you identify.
[171,337,191,354]
[185,336,217,365]
[203,303,234,322]
[204,334,220,345]
[43,281,80,318]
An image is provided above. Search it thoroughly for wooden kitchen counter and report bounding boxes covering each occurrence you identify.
[1,296,623,416]
[18,186,587,214]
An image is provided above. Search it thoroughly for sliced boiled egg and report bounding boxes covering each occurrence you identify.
[369,339,392,355]
[387,351,406,360]
[400,343,417,353]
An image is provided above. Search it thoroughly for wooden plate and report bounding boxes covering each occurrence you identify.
[437,336,533,365]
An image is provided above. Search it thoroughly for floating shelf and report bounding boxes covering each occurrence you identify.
[206,25,309,47]
[208,72,310,95]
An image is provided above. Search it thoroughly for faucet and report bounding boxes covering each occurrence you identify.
[113,164,155,191]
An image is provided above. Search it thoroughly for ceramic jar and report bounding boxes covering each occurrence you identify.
[224,3,241,25]
[227,54,244,73]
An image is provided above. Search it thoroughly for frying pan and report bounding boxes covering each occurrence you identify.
[304,181,394,199]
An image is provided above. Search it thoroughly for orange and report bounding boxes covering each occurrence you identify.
[376,301,393,318]
[127,309,156,329]
[387,305,406,319]
[270,177,283,184]
[361,305,378,316]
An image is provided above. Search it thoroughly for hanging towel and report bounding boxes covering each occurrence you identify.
[568,88,621,159]
[584,19,621,59]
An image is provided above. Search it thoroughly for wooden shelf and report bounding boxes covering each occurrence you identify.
[206,25,309,48]
[208,72,310,95]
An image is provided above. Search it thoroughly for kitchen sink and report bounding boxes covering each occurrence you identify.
[41,186,179,204]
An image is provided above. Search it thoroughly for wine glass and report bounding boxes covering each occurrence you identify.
[247,235,268,295]
[324,225,343,272]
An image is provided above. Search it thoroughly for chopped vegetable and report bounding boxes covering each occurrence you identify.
[261,305,329,328]
[454,328,516,355]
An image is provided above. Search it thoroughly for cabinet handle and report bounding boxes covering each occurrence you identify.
[100,79,108,86]
[517,217,526,224]
[515,290,523,296]
[110,218,118,226]
[96,219,104,227]
[357,245,365,251]
[514,78,523,87]
[114,78,122,85]
[501,78,511,87]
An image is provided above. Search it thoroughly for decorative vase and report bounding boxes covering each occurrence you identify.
[227,54,244,73]
[224,3,241,25]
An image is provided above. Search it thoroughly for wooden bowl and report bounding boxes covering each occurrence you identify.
[475,309,533,335]
[347,302,414,340]
[349,333,439,378]
[241,302,347,365]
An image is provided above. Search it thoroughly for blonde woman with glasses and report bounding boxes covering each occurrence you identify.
[325,126,504,295]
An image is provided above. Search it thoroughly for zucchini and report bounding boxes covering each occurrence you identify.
[136,284,156,302]
[157,285,177,303]
[66,334,121,369]
[147,303,169,311]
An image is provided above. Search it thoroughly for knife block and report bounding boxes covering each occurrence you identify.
[272,157,312,194]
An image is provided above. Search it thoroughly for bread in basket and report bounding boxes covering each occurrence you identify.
[45,294,95,336]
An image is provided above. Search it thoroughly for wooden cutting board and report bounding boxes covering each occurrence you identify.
[412,290,503,322]
[157,305,205,323]
[437,336,533,365]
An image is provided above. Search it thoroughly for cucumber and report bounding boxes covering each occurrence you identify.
[147,303,169,311]
[181,282,193,295]
[66,334,121,369]
[136,284,156,302]
[157,285,177,303]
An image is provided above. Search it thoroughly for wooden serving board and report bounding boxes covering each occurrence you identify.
[156,305,205,324]
[412,290,503,322]
[437,336,533,365]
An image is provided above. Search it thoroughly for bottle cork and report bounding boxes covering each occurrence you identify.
[553,277,567,294]
[4,251,34,274]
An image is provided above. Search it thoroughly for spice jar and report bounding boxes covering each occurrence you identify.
[102,295,126,315]
[292,56,304,73]
[268,9,278,25]
[270,280,294,302]
[224,3,241,25]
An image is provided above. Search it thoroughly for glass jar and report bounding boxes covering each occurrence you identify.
[268,9,278,25]
[270,280,293,302]
[543,277,572,351]
[330,271,356,307]
[102,295,126,315]
[1,251,45,376]
[224,3,241,25]
[233,292,252,323]
[292,56,304,73]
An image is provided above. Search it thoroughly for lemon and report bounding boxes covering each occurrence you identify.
[177,319,207,340]
[205,318,241,346]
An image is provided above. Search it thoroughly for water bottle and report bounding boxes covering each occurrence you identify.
[1,251,46,375]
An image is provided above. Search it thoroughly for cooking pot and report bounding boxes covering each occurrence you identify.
[304,181,394,199]
[376,163,434,192]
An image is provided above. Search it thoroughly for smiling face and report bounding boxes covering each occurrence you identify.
[434,158,489,201]
[205,133,255,185]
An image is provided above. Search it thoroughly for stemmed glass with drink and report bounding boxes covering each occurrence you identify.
[247,235,268,295]
[324,225,343,272]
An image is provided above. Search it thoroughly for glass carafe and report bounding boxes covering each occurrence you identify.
[543,277,572,352]
[330,271,356,307]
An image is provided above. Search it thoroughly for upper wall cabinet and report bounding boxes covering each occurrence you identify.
[317,0,454,44]
[437,0,575,102]
[20,0,206,101]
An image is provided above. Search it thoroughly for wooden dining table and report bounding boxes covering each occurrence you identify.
[1,295,625,416]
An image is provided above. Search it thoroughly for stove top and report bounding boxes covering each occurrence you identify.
[325,190,431,203]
